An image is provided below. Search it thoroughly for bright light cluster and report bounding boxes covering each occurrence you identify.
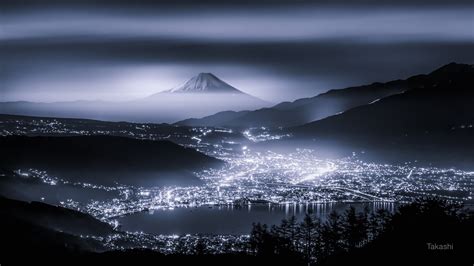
[4,119,473,252]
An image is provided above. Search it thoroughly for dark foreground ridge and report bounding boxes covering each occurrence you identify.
[0,196,113,237]
[0,196,471,265]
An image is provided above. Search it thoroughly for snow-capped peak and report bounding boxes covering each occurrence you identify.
[163,73,243,94]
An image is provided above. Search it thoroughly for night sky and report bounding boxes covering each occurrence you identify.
[1,0,473,103]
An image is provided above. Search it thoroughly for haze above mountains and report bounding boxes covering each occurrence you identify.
[0,73,269,123]
[178,77,408,128]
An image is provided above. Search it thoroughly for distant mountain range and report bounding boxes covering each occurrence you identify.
[177,66,457,128]
[0,135,223,186]
[0,73,269,123]
[177,80,406,127]
[284,63,474,168]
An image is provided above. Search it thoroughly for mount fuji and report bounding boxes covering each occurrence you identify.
[138,73,270,121]
[161,73,244,94]
[0,73,270,123]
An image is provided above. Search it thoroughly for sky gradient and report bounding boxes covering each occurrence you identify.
[1,0,473,103]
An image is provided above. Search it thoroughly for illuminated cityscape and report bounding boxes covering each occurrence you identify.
[4,125,472,252]
[2,116,473,249]
[3,118,472,219]
[1,0,472,262]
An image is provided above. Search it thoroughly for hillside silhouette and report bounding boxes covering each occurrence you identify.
[0,135,223,185]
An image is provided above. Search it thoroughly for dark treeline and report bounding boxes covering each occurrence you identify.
[249,204,388,263]
[0,198,471,265]
[248,198,472,265]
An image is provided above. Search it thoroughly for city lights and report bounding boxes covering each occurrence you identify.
[2,117,473,253]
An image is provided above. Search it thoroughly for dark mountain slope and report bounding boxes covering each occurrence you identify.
[0,196,109,261]
[0,196,113,236]
[0,135,223,185]
[289,63,474,168]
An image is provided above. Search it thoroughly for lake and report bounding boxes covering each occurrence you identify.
[117,202,396,235]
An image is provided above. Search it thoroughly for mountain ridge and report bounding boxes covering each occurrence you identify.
[177,63,472,128]
[176,68,431,128]
[284,62,474,168]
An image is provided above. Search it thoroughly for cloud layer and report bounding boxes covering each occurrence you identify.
[1,4,473,102]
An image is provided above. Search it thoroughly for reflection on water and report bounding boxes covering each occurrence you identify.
[118,202,396,235]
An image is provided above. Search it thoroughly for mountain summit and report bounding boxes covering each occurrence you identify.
[134,72,270,121]
[163,73,244,94]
